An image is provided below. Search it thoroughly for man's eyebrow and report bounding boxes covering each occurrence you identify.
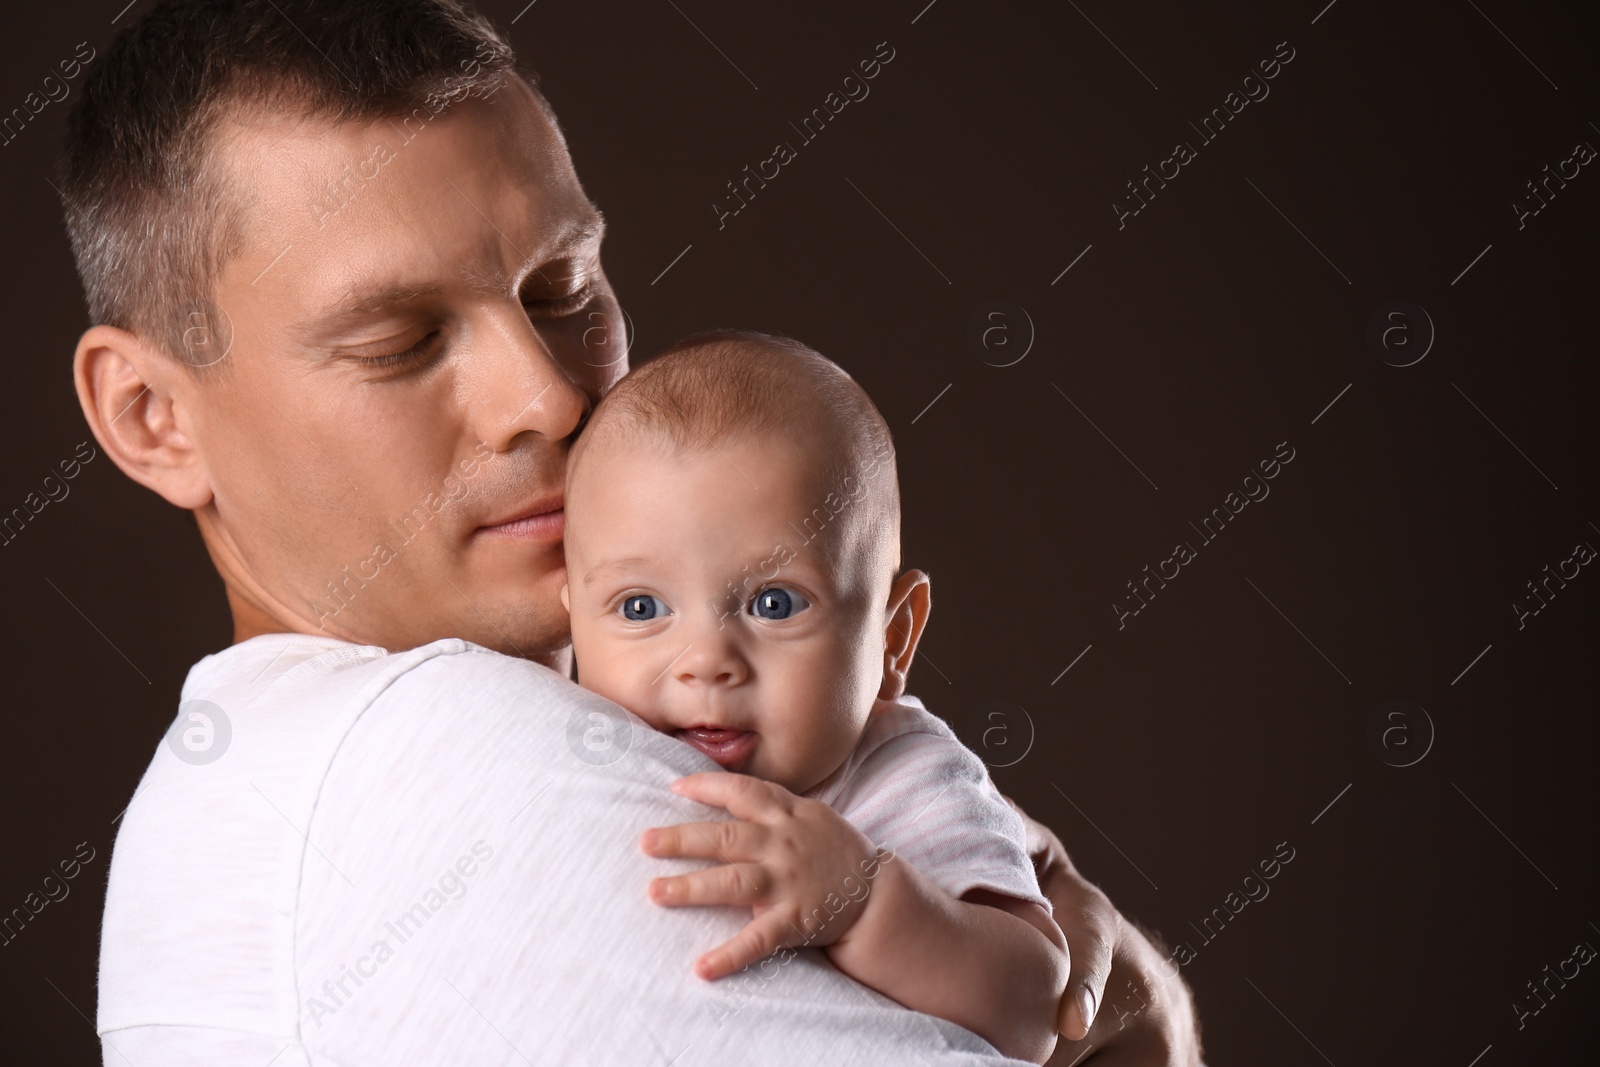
[512,212,604,286]
[551,211,607,259]
[295,209,607,335]
[482,210,607,291]
[299,282,445,332]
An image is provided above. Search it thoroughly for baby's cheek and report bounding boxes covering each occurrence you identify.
[571,633,642,715]
[601,671,655,722]
[758,699,828,793]
[791,705,868,794]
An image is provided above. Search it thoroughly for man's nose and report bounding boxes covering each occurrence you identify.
[470,309,590,453]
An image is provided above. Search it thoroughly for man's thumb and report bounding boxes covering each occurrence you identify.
[1060,931,1112,1040]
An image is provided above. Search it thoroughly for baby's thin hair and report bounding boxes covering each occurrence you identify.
[571,329,901,565]
[577,330,887,471]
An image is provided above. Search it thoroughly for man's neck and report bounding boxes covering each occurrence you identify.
[229,586,300,646]
[227,587,573,675]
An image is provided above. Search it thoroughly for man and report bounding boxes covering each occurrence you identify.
[64,1,1199,1063]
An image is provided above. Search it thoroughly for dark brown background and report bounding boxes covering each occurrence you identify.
[2,1,1595,1063]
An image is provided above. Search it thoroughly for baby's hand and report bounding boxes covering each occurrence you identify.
[640,771,880,980]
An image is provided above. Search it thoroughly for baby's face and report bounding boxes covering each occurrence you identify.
[562,432,892,794]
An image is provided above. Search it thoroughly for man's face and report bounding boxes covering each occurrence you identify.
[563,432,892,795]
[189,79,625,656]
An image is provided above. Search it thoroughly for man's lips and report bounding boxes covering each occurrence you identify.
[676,728,757,767]
[475,496,564,541]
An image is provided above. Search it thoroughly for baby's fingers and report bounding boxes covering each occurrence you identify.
[671,772,793,822]
[641,820,768,861]
[649,862,772,909]
[695,911,794,981]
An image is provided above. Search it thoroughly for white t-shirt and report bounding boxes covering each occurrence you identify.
[804,696,1049,913]
[97,635,1028,1066]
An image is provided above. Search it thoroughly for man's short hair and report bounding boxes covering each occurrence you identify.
[57,0,532,367]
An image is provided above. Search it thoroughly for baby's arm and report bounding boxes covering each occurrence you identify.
[827,858,1069,1063]
[642,771,1069,1064]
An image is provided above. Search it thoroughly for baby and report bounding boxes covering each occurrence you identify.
[559,330,1070,1063]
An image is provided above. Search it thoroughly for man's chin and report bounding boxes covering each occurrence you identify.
[442,580,570,659]
[468,539,566,593]
[315,584,568,660]
[290,541,569,654]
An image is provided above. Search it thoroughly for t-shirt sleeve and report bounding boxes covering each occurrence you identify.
[825,710,1049,913]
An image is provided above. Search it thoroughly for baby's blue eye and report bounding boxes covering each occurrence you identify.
[749,587,810,620]
[619,594,672,622]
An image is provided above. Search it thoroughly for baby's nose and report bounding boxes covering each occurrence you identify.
[668,629,750,688]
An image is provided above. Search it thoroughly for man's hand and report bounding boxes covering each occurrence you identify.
[1005,796,1203,1066]
[641,772,881,981]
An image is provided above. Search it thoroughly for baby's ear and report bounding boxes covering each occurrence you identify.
[559,583,570,613]
[879,569,931,701]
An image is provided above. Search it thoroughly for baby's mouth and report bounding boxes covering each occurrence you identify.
[676,727,757,767]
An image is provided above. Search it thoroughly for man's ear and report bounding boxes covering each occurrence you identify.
[879,568,931,702]
[74,324,213,510]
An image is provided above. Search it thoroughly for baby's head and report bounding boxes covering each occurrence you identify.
[561,330,929,794]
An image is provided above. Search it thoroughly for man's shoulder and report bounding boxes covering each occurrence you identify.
[194,634,564,706]
[98,635,705,1038]
[100,643,1026,1064]
[202,634,708,799]
[188,635,599,746]
[373,638,585,711]
[166,631,712,812]
[337,637,690,779]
